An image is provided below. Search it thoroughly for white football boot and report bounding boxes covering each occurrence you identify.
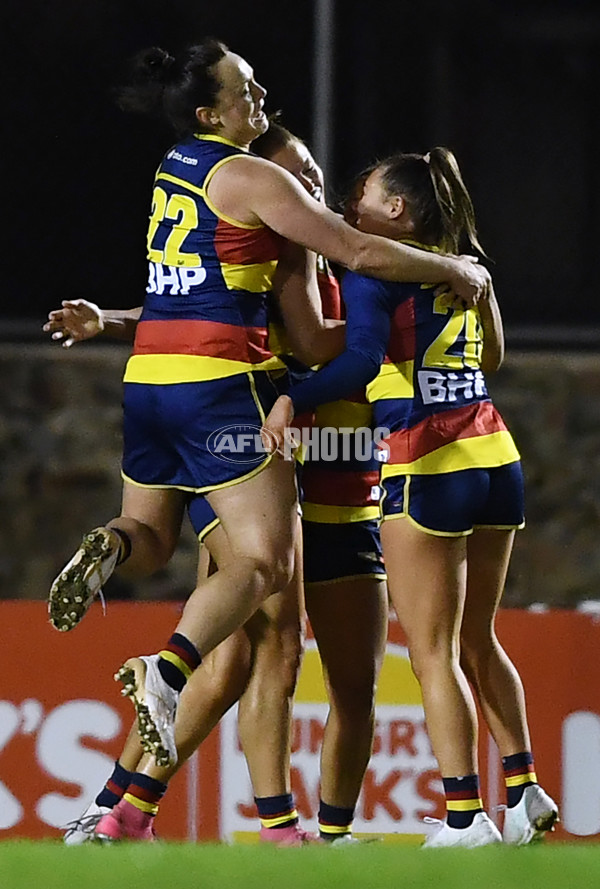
[330,835,381,847]
[116,655,179,767]
[502,785,559,845]
[330,835,361,846]
[423,812,503,849]
[49,527,120,631]
[63,800,112,845]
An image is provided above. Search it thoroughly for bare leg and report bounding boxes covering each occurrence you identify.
[116,722,146,773]
[174,457,298,656]
[237,524,305,797]
[120,524,253,783]
[460,529,531,756]
[381,519,478,777]
[68,523,250,845]
[138,631,251,782]
[49,484,187,631]
[108,483,186,578]
[306,577,388,808]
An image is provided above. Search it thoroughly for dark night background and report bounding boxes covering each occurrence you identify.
[2,0,600,335]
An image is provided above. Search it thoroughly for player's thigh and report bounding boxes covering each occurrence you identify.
[119,479,186,554]
[462,528,516,637]
[380,518,467,648]
[202,524,234,573]
[207,456,298,564]
[306,575,388,696]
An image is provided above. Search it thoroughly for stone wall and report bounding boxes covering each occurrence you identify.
[0,344,197,605]
[1,343,598,607]
[487,352,600,608]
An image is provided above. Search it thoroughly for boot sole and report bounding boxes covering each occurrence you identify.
[48,529,115,631]
[531,807,560,841]
[116,659,172,767]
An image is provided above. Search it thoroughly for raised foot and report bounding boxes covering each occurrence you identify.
[48,527,119,631]
[115,656,178,767]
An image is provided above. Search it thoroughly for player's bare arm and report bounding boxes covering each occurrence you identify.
[478,283,505,373]
[207,156,492,305]
[271,241,345,366]
[44,301,142,347]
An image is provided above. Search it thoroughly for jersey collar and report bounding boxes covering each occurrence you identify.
[194,133,249,152]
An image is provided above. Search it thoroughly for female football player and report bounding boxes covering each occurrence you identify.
[264,148,558,847]
[51,123,387,845]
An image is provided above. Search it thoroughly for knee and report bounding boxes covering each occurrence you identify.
[150,538,178,572]
[270,547,296,593]
[327,672,377,724]
[256,551,295,598]
[407,636,456,685]
[110,520,177,576]
[187,665,245,714]
[203,637,252,705]
[459,630,496,681]
[251,620,303,700]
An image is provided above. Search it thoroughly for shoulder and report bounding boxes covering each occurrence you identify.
[207,152,296,197]
[211,152,278,179]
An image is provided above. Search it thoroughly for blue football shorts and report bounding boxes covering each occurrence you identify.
[380,461,525,536]
[302,518,386,585]
[187,493,220,542]
[122,370,280,493]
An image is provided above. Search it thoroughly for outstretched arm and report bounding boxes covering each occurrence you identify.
[43,300,142,347]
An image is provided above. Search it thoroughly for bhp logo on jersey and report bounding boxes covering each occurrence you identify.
[418,369,487,405]
[146,262,207,295]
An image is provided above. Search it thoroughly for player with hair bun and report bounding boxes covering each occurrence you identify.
[51,121,387,846]
[48,37,491,787]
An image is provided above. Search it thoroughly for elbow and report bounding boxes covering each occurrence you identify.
[344,241,372,274]
[480,347,504,374]
[293,324,345,367]
[345,253,363,273]
[359,354,384,386]
[289,338,331,367]
[291,343,319,366]
[295,344,341,367]
[288,330,327,366]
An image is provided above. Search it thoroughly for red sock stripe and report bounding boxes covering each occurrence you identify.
[127,783,163,805]
[262,808,294,819]
[504,766,536,778]
[106,779,126,797]
[166,642,198,671]
[445,790,482,800]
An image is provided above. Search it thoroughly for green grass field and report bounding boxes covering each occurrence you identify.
[1,841,599,889]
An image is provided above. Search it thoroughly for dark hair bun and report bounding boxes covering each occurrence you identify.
[137,47,176,84]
